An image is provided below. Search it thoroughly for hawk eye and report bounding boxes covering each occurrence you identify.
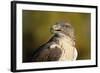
[65,24,72,28]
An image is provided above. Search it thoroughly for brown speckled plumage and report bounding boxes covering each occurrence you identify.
[32,22,78,62]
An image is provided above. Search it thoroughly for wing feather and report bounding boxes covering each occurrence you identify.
[32,45,62,62]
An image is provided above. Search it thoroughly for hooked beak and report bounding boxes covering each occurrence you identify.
[52,24,61,31]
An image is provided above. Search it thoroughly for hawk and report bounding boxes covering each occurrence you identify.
[32,22,78,62]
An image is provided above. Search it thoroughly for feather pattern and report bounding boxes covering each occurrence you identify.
[32,22,78,62]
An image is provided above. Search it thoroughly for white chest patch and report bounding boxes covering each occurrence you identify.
[58,36,78,61]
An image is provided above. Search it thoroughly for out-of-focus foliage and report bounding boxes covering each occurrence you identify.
[22,10,91,62]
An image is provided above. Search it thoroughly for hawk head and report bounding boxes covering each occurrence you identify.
[51,22,75,40]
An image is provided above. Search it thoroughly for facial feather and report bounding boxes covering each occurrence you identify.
[51,22,75,41]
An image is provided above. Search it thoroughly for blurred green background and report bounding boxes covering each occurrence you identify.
[22,10,91,62]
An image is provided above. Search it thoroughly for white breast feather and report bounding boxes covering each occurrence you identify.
[58,36,78,61]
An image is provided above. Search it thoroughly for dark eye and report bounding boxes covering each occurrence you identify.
[66,25,72,28]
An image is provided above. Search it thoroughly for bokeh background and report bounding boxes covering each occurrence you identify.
[22,10,91,62]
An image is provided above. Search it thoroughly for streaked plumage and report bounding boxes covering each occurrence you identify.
[32,22,78,62]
